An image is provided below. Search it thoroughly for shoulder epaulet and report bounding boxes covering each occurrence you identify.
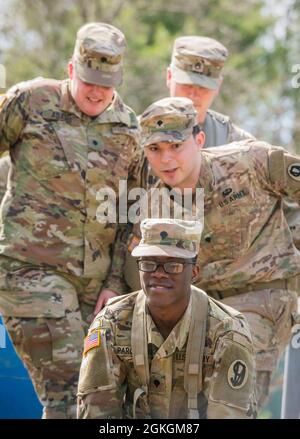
[112,92,139,129]
[106,290,139,307]
[209,296,242,318]
[208,297,253,347]
[207,109,230,124]
[5,77,61,99]
[91,291,139,332]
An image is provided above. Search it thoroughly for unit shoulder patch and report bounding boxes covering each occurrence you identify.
[227,359,248,390]
[288,163,300,181]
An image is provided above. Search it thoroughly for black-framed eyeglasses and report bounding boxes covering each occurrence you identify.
[137,259,194,274]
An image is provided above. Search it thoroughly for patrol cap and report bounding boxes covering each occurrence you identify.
[171,36,228,90]
[132,218,202,259]
[73,22,126,87]
[140,97,197,148]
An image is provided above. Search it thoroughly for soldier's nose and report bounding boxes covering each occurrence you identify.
[151,265,168,278]
[160,152,173,163]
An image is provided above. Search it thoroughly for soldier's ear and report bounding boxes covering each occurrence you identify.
[166,66,172,89]
[195,131,205,149]
[191,264,200,282]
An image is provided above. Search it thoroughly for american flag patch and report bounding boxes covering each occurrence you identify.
[83,330,101,356]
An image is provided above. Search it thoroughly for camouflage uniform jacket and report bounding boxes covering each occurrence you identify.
[0,78,139,281]
[124,140,300,293]
[194,140,300,291]
[204,110,300,252]
[77,287,256,419]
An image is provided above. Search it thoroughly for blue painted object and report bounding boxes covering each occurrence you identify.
[0,316,42,419]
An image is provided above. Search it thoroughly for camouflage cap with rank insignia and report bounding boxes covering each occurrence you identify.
[131,218,203,258]
[140,97,197,148]
[171,36,228,90]
[73,22,126,87]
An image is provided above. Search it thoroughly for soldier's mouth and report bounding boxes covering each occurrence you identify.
[87,97,102,103]
[161,168,178,175]
[148,283,173,291]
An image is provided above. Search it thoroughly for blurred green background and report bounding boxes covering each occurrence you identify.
[0,0,299,418]
[1,0,300,151]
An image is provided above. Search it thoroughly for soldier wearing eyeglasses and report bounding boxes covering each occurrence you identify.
[77,218,256,419]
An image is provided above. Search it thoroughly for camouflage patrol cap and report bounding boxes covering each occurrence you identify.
[171,36,228,89]
[140,97,197,148]
[73,22,126,87]
[132,218,202,259]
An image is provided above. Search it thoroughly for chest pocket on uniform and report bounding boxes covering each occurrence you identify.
[108,126,137,178]
[53,123,86,173]
[20,116,75,179]
[149,373,166,394]
[201,205,242,261]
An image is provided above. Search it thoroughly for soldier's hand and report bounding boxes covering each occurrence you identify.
[93,289,119,316]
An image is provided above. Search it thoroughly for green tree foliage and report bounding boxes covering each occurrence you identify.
[0,0,298,149]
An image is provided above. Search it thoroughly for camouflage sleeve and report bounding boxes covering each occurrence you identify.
[102,223,132,294]
[267,146,300,202]
[102,144,145,294]
[77,315,127,419]
[128,144,144,191]
[205,317,257,419]
[0,86,29,152]
[228,121,255,143]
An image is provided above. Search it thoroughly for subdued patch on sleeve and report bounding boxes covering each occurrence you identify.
[287,163,300,181]
[227,359,248,390]
[209,339,255,410]
[78,328,116,396]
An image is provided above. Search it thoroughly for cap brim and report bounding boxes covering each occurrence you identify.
[75,63,123,87]
[131,244,196,258]
[142,129,192,148]
[172,65,220,90]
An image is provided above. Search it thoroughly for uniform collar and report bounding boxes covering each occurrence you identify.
[93,91,134,126]
[60,80,83,118]
[145,295,192,357]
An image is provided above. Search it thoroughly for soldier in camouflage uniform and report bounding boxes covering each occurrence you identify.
[0,22,139,418]
[121,36,255,292]
[168,36,253,145]
[115,97,299,410]
[78,218,256,419]
[139,36,254,188]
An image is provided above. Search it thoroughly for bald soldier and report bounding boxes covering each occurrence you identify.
[0,22,139,418]
[77,218,256,419]
[111,97,299,410]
